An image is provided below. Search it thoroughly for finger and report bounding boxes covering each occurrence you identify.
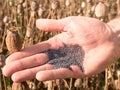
[3,53,49,77]
[5,41,50,64]
[11,64,52,82]
[36,17,71,32]
[36,65,83,81]
[36,69,73,81]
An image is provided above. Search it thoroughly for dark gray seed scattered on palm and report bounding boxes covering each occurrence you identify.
[45,45,84,72]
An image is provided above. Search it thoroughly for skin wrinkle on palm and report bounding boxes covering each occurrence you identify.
[45,45,84,72]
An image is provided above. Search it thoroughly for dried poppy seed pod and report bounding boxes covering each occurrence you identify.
[74,79,82,88]
[38,7,45,17]
[31,1,38,11]
[22,2,27,8]
[95,2,108,18]
[6,30,22,53]
[12,82,27,90]
[77,7,82,14]
[28,81,36,90]
[65,0,71,7]
[117,70,120,77]
[81,1,86,9]
[9,0,14,7]
[3,16,9,24]
[17,4,23,15]
[26,26,34,38]
[55,79,61,87]
[44,81,54,90]
[51,1,59,10]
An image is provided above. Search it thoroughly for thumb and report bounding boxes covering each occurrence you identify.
[36,17,71,32]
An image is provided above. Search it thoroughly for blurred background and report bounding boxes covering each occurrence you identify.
[0,0,120,90]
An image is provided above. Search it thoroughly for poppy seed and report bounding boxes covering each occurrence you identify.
[45,45,84,72]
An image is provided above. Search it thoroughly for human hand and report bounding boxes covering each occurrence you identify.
[3,16,120,82]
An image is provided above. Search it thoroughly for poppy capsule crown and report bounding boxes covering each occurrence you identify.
[95,2,108,18]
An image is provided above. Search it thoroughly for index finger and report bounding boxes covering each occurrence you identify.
[36,17,71,32]
[6,41,50,64]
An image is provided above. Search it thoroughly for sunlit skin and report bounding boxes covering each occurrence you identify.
[2,16,120,82]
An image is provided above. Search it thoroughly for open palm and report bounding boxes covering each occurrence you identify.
[3,16,120,82]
